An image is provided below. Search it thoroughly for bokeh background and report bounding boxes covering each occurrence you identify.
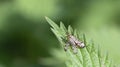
[0,0,120,67]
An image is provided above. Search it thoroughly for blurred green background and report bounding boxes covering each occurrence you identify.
[0,0,120,67]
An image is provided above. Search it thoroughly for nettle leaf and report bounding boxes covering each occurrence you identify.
[45,17,117,67]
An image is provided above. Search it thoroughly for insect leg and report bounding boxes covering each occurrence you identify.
[72,45,78,54]
[64,42,70,51]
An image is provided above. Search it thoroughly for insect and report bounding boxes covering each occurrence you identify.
[64,33,85,54]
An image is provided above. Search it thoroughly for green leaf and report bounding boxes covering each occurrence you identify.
[45,16,59,31]
[45,17,117,67]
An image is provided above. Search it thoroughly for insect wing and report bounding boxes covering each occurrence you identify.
[71,36,85,48]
